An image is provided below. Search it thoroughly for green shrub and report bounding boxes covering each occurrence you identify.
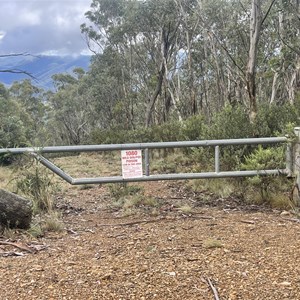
[198,106,253,170]
[242,145,285,170]
[128,127,154,143]
[182,114,206,141]
[241,145,287,203]
[254,103,298,137]
[152,121,184,142]
[204,105,252,140]
[12,157,56,213]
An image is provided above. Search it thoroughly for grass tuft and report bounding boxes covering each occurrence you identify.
[42,212,64,233]
[177,205,193,214]
[203,238,223,249]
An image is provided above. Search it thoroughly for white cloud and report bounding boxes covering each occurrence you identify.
[55,15,70,28]
[19,9,41,26]
[0,30,6,42]
[0,0,92,56]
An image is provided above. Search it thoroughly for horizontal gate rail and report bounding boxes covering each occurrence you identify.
[0,137,288,154]
[0,136,290,185]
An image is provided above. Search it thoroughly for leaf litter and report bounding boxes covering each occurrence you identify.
[1,181,300,299]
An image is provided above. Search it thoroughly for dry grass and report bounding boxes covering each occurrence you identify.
[189,178,234,198]
[53,152,121,179]
[27,224,44,238]
[1,227,19,239]
[177,205,193,214]
[0,165,13,190]
[203,238,223,249]
[42,212,64,232]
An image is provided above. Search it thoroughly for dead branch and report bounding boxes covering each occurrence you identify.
[191,215,215,220]
[280,217,300,223]
[0,241,35,253]
[0,251,25,257]
[96,217,171,227]
[0,53,38,80]
[206,277,220,300]
[240,220,255,224]
[0,52,29,58]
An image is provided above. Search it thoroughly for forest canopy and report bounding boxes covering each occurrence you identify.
[0,0,299,149]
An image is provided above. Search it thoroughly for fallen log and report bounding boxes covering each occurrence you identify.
[0,189,32,229]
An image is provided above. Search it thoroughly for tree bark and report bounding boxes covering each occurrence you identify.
[0,189,32,229]
[246,0,261,123]
[145,27,167,128]
[145,63,165,127]
[145,21,178,127]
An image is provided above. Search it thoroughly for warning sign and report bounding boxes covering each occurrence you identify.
[121,150,143,179]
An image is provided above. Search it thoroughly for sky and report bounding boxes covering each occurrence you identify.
[0,0,92,57]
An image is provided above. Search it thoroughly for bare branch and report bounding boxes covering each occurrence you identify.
[0,52,39,59]
[0,69,36,80]
[261,0,276,27]
[0,52,39,80]
[277,32,300,56]
[209,31,246,77]
[0,52,28,58]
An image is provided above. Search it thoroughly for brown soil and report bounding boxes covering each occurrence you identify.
[1,181,300,300]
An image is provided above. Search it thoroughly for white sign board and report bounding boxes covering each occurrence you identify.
[121,150,143,179]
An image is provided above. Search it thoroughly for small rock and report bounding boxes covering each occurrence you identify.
[101,273,112,280]
[279,281,291,286]
[280,211,291,217]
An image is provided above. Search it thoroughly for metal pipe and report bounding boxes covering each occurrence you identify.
[215,146,220,173]
[32,154,73,184]
[2,137,289,186]
[144,148,150,176]
[0,137,287,154]
[32,154,287,185]
[286,142,293,177]
[71,169,287,185]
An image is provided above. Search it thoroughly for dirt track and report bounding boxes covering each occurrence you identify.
[1,182,300,300]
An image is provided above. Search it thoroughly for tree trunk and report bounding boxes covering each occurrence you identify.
[0,189,32,229]
[145,23,177,127]
[145,64,165,127]
[186,31,197,115]
[246,0,261,123]
[270,71,279,104]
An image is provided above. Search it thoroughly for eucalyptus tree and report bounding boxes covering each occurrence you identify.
[9,80,46,131]
[81,0,300,130]
[86,50,135,130]
[245,0,262,121]
[47,70,94,145]
[0,83,27,149]
[6,79,49,146]
[269,0,300,105]
[82,0,186,127]
[82,0,141,128]
[194,0,285,121]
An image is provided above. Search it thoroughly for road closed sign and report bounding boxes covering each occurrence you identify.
[121,150,143,179]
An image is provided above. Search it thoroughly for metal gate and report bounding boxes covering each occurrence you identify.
[0,136,293,185]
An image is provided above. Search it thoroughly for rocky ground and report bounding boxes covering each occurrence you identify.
[1,181,300,300]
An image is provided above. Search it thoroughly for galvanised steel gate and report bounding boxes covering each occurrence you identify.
[0,135,295,185]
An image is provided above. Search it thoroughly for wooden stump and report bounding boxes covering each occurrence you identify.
[0,189,32,229]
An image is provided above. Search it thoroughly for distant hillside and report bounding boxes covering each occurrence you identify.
[0,55,91,89]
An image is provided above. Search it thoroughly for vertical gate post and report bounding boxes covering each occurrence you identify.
[215,146,220,173]
[286,142,293,177]
[144,148,150,176]
[293,127,300,186]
